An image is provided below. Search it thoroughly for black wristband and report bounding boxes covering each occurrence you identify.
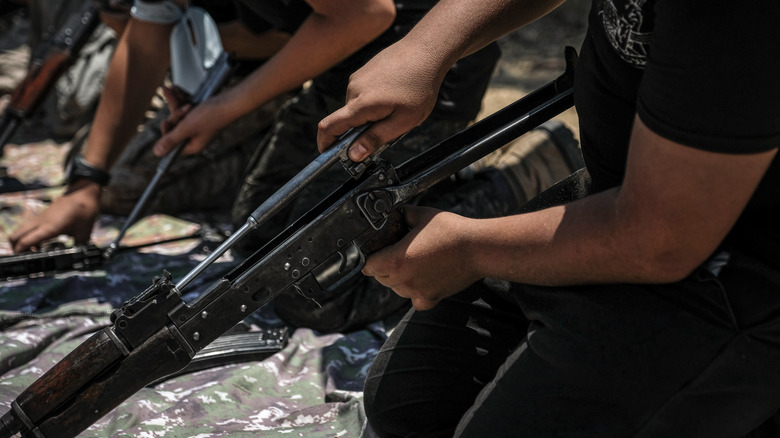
[65,153,111,187]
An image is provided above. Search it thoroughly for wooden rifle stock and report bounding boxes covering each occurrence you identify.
[0,2,101,155]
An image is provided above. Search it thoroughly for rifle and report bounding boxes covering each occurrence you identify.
[0,225,228,282]
[0,50,237,281]
[0,47,577,438]
[0,0,105,156]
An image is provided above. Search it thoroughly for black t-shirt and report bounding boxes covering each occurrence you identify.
[232,0,499,121]
[575,0,780,268]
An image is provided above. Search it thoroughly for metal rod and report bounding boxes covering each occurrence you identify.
[0,116,20,157]
[175,125,368,291]
[103,143,184,260]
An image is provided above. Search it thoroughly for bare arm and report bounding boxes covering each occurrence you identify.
[363,117,776,310]
[9,12,177,252]
[152,0,397,156]
[317,0,565,160]
[218,22,290,61]
[85,16,175,170]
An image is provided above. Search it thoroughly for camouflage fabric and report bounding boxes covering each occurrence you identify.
[0,138,66,193]
[0,301,391,437]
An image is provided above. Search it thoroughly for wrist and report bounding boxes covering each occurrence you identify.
[459,217,494,281]
[64,177,103,198]
[65,153,111,187]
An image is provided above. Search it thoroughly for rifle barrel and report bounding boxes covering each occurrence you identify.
[0,114,20,156]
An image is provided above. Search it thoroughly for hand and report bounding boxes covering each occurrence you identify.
[9,181,101,253]
[362,206,480,310]
[317,40,443,162]
[152,87,228,157]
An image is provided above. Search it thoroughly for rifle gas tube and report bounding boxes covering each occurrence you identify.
[0,48,577,438]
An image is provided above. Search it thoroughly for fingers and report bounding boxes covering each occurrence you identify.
[160,86,192,136]
[9,225,34,253]
[160,103,192,136]
[166,103,192,132]
[10,225,50,253]
[363,261,441,311]
[9,217,93,253]
[71,224,92,245]
[161,86,187,113]
[410,297,440,311]
[153,132,180,157]
[153,121,203,157]
[318,104,420,162]
[317,105,389,156]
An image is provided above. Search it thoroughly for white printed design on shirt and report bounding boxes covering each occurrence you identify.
[599,0,651,68]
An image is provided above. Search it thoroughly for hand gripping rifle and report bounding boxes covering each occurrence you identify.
[0,47,577,438]
[0,50,236,281]
[0,0,119,156]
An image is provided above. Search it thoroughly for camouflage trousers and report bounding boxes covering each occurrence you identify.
[80,91,292,217]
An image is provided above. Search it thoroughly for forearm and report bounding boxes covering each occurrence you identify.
[400,0,566,84]
[463,189,649,286]
[218,23,290,61]
[463,120,776,287]
[212,1,395,125]
[82,18,174,170]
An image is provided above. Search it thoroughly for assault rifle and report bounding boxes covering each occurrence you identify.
[0,47,577,438]
[0,50,236,281]
[0,0,122,156]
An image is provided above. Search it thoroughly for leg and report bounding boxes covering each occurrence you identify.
[455,250,780,437]
[364,279,529,437]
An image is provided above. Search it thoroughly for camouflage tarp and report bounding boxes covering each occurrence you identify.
[0,301,387,437]
[0,137,388,438]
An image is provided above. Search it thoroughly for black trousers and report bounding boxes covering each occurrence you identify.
[364,247,780,437]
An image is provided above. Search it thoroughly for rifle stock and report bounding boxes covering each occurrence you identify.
[0,1,101,156]
[0,47,578,438]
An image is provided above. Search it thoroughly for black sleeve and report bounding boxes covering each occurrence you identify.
[637,0,780,154]
[190,0,238,24]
